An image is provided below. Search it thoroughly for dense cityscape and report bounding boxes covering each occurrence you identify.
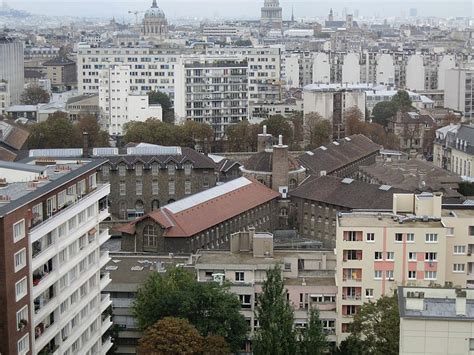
[0,0,473,354]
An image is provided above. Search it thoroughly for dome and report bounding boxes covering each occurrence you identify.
[242,151,301,173]
[145,0,165,18]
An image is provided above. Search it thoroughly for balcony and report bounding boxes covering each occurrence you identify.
[33,259,54,287]
[34,285,55,315]
[100,272,111,290]
[101,293,112,312]
[32,233,54,259]
[35,313,56,342]
[342,294,362,300]
[102,336,113,353]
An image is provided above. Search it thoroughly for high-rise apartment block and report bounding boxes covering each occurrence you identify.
[0,36,24,105]
[444,68,474,121]
[174,56,248,137]
[0,158,112,355]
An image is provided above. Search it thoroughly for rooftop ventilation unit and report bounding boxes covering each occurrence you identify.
[379,185,392,191]
[341,178,354,184]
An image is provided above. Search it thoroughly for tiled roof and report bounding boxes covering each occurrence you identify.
[290,175,406,209]
[243,151,302,173]
[298,134,381,175]
[0,146,17,161]
[117,177,280,238]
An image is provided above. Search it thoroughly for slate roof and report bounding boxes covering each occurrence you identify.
[298,134,381,175]
[42,56,76,66]
[243,151,302,173]
[290,175,405,209]
[117,177,280,237]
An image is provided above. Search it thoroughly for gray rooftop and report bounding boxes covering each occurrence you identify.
[0,161,45,173]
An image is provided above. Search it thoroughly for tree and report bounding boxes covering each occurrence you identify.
[442,112,461,125]
[138,317,204,355]
[290,112,304,145]
[226,120,260,152]
[298,308,328,355]
[20,85,50,105]
[333,335,368,355]
[391,90,412,111]
[372,101,396,127]
[133,268,248,352]
[181,120,214,149]
[349,294,399,355]
[76,114,109,147]
[261,115,294,145]
[203,334,231,355]
[148,90,174,123]
[27,112,79,149]
[253,264,297,355]
[304,112,331,150]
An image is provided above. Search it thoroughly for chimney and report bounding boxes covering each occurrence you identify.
[455,289,467,316]
[83,132,89,158]
[257,125,273,152]
[272,135,289,192]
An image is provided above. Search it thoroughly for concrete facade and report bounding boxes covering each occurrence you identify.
[0,37,24,105]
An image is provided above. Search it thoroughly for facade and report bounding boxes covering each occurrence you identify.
[196,229,338,349]
[444,68,474,121]
[260,0,283,30]
[0,80,10,115]
[0,158,112,355]
[95,143,217,219]
[336,192,447,342]
[303,84,367,138]
[98,65,162,136]
[398,286,474,355]
[433,124,473,178]
[141,0,168,42]
[117,177,280,254]
[65,95,100,122]
[174,56,248,138]
[0,36,24,105]
[290,176,405,248]
[42,57,77,91]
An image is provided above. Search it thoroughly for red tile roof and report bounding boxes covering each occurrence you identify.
[117,177,280,238]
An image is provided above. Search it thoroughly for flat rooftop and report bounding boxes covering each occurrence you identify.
[0,158,105,217]
[338,212,444,228]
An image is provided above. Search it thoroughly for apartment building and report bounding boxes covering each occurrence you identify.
[174,56,248,138]
[98,65,162,136]
[336,193,447,342]
[281,52,313,89]
[0,36,24,105]
[0,158,112,355]
[195,229,338,349]
[433,124,473,178]
[42,57,77,92]
[398,286,474,355]
[444,68,474,121]
[0,80,10,115]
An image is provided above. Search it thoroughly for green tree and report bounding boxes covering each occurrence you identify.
[261,115,294,145]
[391,90,412,111]
[181,120,214,149]
[76,114,109,147]
[27,112,80,148]
[20,85,50,105]
[304,112,331,150]
[226,120,260,152]
[349,294,399,355]
[253,264,297,355]
[133,268,248,352]
[333,335,368,355]
[298,308,327,355]
[148,90,174,123]
[290,112,304,145]
[138,317,204,355]
[203,334,231,355]
[372,101,396,127]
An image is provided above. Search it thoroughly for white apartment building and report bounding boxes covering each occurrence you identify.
[98,65,162,136]
[0,37,24,105]
[366,90,435,116]
[0,157,112,355]
[444,67,474,121]
[281,52,313,89]
[174,55,248,138]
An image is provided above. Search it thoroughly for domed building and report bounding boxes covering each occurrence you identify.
[142,0,168,41]
[240,126,306,196]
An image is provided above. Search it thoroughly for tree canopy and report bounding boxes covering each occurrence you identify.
[138,317,204,355]
[225,120,260,152]
[133,267,248,352]
[261,115,294,146]
[20,85,50,105]
[298,308,328,355]
[253,264,297,355]
[372,90,413,127]
[27,112,109,149]
[147,90,174,123]
[304,112,331,150]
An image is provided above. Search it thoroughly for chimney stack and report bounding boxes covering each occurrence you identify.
[83,132,89,158]
[272,135,289,192]
[257,125,273,152]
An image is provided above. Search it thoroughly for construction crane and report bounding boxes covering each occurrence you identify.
[128,10,145,25]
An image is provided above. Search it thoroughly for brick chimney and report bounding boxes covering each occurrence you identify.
[271,135,289,193]
[83,132,89,158]
[257,125,273,152]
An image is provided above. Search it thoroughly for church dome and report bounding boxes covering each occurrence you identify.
[145,0,165,18]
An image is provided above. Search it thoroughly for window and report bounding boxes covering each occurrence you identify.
[374,270,382,279]
[365,288,374,298]
[347,231,358,241]
[87,205,95,218]
[16,305,28,330]
[408,271,416,280]
[102,164,110,178]
[425,233,438,243]
[408,252,417,261]
[185,181,192,195]
[406,233,415,242]
[454,245,466,254]
[58,190,66,208]
[167,164,175,175]
[78,211,86,224]
[184,163,192,175]
[446,227,454,236]
[235,272,244,282]
[13,219,25,243]
[136,180,142,196]
[239,294,252,308]
[14,248,26,272]
[17,334,29,355]
[46,197,56,216]
[152,180,159,195]
[135,164,143,176]
[60,274,68,289]
[386,270,394,279]
[151,163,159,175]
[168,181,175,195]
[374,252,383,260]
[425,252,437,261]
[58,223,67,238]
[346,305,357,315]
[453,264,465,272]
[143,225,157,248]
[68,216,76,231]
[120,182,126,196]
[424,271,437,280]
[395,233,403,242]
[470,338,474,351]
[386,252,394,260]
[469,226,474,236]
[60,300,68,314]
[366,233,374,242]
[118,164,126,176]
[15,277,27,301]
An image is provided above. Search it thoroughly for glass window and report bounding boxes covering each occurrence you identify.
[151,163,159,175]
[454,245,466,254]
[184,163,192,175]
[408,271,416,280]
[374,270,382,279]
[453,264,465,272]
[408,252,417,261]
[13,219,25,243]
[424,271,437,280]
[235,272,244,282]
[386,252,394,260]
[14,248,26,272]
[17,334,29,355]
[120,182,126,196]
[136,180,142,196]
[168,181,175,195]
[374,251,383,260]
[15,277,27,301]
[16,305,28,331]
[167,164,175,175]
[366,233,374,242]
[185,181,192,195]
[395,233,403,242]
[406,233,415,242]
[118,164,126,176]
[143,225,157,248]
[135,164,143,176]
[365,288,374,298]
[425,233,438,243]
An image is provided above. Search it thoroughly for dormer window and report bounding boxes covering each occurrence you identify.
[167,164,175,176]
[184,163,192,176]
[135,163,143,176]
[151,163,159,175]
[118,164,126,177]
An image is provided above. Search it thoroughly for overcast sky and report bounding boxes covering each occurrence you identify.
[3,0,473,20]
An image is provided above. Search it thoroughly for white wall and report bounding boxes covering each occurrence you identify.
[342,53,360,84]
[312,53,330,84]
[284,55,300,88]
[406,55,425,91]
[376,53,395,85]
[437,55,456,90]
[127,95,162,122]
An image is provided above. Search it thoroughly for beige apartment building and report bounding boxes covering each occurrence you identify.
[195,229,338,349]
[335,192,474,343]
[398,286,474,355]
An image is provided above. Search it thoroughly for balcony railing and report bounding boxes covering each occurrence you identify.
[342,276,362,282]
[342,294,361,300]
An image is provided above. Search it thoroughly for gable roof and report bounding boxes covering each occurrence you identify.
[298,134,381,176]
[290,175,406,209]
[117,177,280,238]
